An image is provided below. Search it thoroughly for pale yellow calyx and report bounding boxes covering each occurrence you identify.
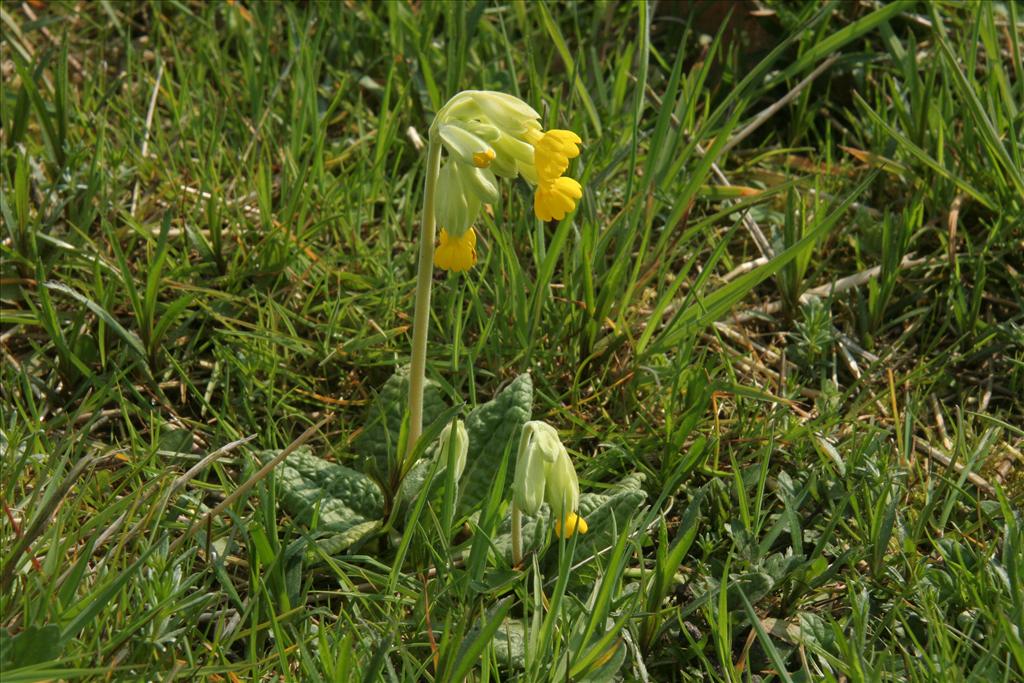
[439,123,495,169]
[435,161,480,237]
[462,90,541,135]
[438,419,469,480]
[455,160,499,204]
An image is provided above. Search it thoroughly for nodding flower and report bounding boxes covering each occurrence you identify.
[430,91,584,271]
[437,419,468,479]
[525,128,582,183]
[433,227,477,273]
[512,420,587,539]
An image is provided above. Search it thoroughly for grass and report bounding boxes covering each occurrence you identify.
[2,1,1022,680]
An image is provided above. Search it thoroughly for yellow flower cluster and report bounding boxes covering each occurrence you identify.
[524,128,583,221]
[431,91,584,271]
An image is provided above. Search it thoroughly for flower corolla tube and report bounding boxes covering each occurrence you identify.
[430,91,584,272]
[513,420,588,539]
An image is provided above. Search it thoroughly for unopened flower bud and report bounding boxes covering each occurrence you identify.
[435,161,479,237]
[438,419,468,481]
[513,421,583,533]
[543,441,579,519]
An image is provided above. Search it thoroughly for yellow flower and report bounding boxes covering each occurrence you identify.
[472,149,495,168]
[534,176,583,221]
[554,511,588,539]
[526,129,582,182]
[434,227,477,272]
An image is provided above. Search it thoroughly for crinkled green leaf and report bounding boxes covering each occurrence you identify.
[0,625,60,669]
[260,446,384,553]
[487,507,552,564]
[355,368,448,483]
[574,473,647,558]
[695,570,775,612]
[395,441,458,527]
[316,520,383,555]
[493,620,526,669]
[458,374,533,516]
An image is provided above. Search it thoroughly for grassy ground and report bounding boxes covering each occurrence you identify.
[2,1,1023,681]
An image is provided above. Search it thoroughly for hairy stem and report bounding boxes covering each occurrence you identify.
[511,503,523,567]
[407,136,443,463]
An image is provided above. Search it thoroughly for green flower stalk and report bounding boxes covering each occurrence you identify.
[406,91,584,459]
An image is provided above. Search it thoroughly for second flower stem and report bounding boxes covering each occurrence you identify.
[511,502,523,567]
[407,136,443,465]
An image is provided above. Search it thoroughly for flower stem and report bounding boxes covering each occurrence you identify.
[407,136,443,463]
[511,502,523,567]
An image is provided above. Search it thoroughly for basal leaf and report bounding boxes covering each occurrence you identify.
[458,374,533,516]
[261,446,385,554]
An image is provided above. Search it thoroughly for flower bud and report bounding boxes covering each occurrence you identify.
[438,419,468,481]
[513,421,581,522]
[513,422,550,515]
[543,441,579,519]
[435,161,480,237]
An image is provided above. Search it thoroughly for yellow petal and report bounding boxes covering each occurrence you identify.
[532,129,582,183]
[472,149,496,168]
[534,176,582,221]
[554,512,588,539]
[433,227,478,272]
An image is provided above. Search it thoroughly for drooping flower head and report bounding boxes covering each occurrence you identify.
[430,91,584,271]
[513,420,588,539]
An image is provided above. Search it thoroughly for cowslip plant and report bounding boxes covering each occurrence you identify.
[407,90,584,459]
